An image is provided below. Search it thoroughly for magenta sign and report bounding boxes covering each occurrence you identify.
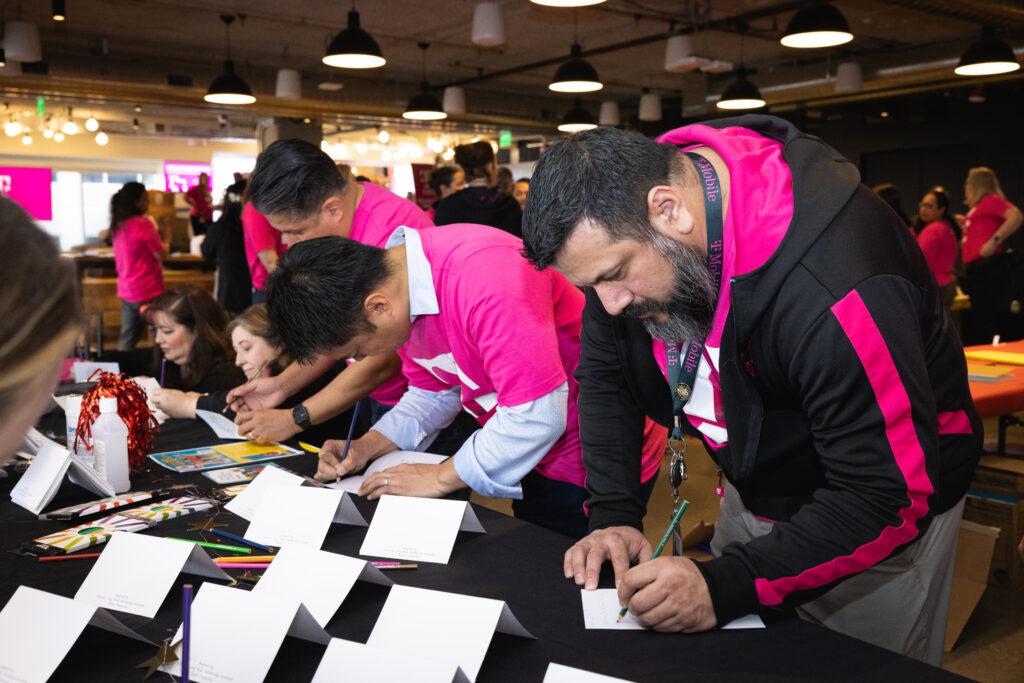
[163,161,212,193]
[0,166,52,220]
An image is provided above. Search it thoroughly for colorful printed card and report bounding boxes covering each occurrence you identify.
[148,442,302,473]
[33,514,150,553]
[122,496,214,522]
[217,484,249,499]
[39,491,154,520]
[201,463,268,484]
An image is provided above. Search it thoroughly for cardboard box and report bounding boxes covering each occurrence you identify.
[962,492,1022,588]
[944,520,1000,651]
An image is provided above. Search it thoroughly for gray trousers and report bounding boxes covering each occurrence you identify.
[118,299,147,351]
[712,482,964,666]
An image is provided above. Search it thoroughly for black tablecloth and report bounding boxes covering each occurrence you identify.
[0,413,968,682]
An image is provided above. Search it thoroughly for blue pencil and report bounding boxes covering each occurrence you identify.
[210,528,272,553]
[159,359,167,388]
[336,400,362,484]
[182,583,192,683]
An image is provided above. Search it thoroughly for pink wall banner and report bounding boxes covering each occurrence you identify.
[163,161,212,193]
[0,166,53,220]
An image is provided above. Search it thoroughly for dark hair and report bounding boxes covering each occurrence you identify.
[147,286,233,389]
[516,178,530,185]
[522,126,688,269]
[428,166,458,194]
[923,187,962,241]
[249,139,348,221]
[872,183,912,227]
[109,181,147,235]
[454,141,495,182]
[267,236,391,363]
[355,175,372,183]
[496,166,514,196]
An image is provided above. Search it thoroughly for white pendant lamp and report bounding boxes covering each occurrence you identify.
[85,115,100,132]
[638,89,662,121]
[834,62,862,94]
[4,21,41,63]
[598,100,620,126]
[664,34,703,73]
[531,1,607,6]
[275,69,302,99]
[443,86,466,114]
[472,3,505,48]
[95,131,109,146]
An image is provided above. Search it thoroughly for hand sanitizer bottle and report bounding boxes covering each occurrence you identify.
[92,397,131,493]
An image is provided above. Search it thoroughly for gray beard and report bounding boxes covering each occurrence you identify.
[622,232,716,344]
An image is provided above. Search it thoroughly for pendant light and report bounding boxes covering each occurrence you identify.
[275,68,302,99]
[0,49,5,68]
[532,1,606,6]
[85,115,99,132]
[4,21,41,62]
[443,86,466,115]
[550,10,602,92]
[403,43,446,120]
[665,34,703,73]
[472,2,505,48]
[205,15,255,105]
[717,24,764,110]
[638,89,662,121]
[834,61,862,93]
[52,0,66,22]
[323,6,385,69]
[558,97,596,133]
[955,26,1020,77]
[781,2,853,49]
[598,100,620,126]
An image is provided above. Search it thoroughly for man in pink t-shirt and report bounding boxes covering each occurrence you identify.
[184,173,213,236]
[241,202,286,303]
[228,139,442,448]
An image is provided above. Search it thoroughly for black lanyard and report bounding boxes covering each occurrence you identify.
[665,152,724,440]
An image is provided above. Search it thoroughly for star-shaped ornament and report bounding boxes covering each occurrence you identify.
[187,517,228,532]
[136,639,178,680]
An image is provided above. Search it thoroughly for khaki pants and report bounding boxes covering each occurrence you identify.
[712,482,964,666]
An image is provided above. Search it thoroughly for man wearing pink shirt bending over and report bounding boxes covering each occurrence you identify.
[264,225,666,538]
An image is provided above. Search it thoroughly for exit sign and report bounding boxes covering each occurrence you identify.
[498,129,512,148]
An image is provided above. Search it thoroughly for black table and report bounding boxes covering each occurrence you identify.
[1,414,969,682]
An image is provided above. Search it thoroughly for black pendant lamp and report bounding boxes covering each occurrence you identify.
[550,42,603,93]
[205,15,255,105]
[558,97,596,133]
[323,7,386,69]
[403,43,446,120]
[780,2,853,49]
[955,26,1020,77]
[716,67,765,110]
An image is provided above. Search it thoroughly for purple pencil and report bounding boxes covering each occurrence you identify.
[182,583,193,683]
[159,359,167,388]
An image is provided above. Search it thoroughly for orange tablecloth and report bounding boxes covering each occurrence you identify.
[967,340,1024,418]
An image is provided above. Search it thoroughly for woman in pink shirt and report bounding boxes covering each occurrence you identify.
[916,188,961,308]
[959,167,1023,344]
[110,182,166,350]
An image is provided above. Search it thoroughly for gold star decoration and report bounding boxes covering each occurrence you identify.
[136,639,178,680]
[238,570,262,585]
[187,517,228,532]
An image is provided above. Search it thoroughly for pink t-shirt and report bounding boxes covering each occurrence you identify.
[350,182,435,406]
[962,193,1012,264]
[917,220,958,286]
[651,125,794,451]
[242,203,286,290]
[186,184,213,220]
[112,215,165,303]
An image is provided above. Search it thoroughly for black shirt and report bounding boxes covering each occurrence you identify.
[433,186,522,238]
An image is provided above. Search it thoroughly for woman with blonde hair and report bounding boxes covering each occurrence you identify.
[959,166,1023,344]
[0,197,83,464]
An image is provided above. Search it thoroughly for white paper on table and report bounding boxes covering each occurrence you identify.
[133,376,169,424]
[10,440,72,514]
[244,485,360,549]
[326,451,448,494]
[0,586,152,683]
[253,546,391,628]
[368,585,533,683]
[158,583,329,682]
[72,361,120,383]
[581,589,765,631]
[224,465,304,521]
[312,638,463,683]
[195,409,245,440]
[359,495,485,564]
[544,663,635,683]
[66,454,115,497]
[74,532,230,618]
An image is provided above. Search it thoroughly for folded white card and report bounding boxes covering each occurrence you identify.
[159,583,329,683]
[74,532,230,618]
[72,361,120,383]
[133,376,169,424]
[359,495,485,564]
[252,546,391,627]
[327,451,448,494]
[368,585,533,683]
[195,409,245,440]
[544,663,634,683]
[0,586,151,683]
[11,438,113,515]
[244,485,365,549]
[580,589,765,631]
[312,638,463,683]
[224,465,304,521]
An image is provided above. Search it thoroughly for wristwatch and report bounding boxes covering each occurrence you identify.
[291,404,312,430]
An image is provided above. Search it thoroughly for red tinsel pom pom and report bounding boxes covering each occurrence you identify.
[75,371,159,470]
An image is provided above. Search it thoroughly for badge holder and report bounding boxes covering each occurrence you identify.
[668,416,687,557]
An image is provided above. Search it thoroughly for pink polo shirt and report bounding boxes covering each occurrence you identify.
[112,215,165,303]
[917,220,958,287]
[350,182,435,406]
[242,203,286,291]
[962,193,1012,265]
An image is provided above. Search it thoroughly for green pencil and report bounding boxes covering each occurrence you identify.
[166,537,252,555]
[617,499,689,622]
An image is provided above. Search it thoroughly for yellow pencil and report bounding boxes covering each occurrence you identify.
[214,555,276,563]
[299,441,321,454]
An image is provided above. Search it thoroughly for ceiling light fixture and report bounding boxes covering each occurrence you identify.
[717,67,765,110]
[780,2,853,49]
[443,86,466,115]
[550,10,602,92]
[638,89,662,121]
[472,2,505,48]
[598,100,620,126]
[558,97,596,133]
[323,6,386,69]
[276,68,302,99]
[531,1,606,6]
[403,42,447,120]
[52,0,66,22]
[955,26,1020,77]
[0,48,5,68]
[53,131,64,142]
[95,131,109,146]
[3,21,42,62]
[834,61,862,93]
[664,34,703,73]
[85,115,99,132]
[205,15,256,105]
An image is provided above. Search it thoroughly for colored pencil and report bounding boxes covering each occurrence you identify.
[182,584,193,683]
[336,400,362,484]
[166,537,251,555]
[217,563,271,570]
[159,359,167,388]
[375,564,418,570]
[38,552,102,562]
[214,555,276,564]
[617,499,689,623]
[223,359,270,413]
[299,441,321,454]
[211,528,272,552]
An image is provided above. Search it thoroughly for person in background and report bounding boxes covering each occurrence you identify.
[0,197,83,465]
[434,141,522,237]
[147,287,245,411]
[496,166,515,197]
[241,184,286,306]
[110,181,166,351]
[872,182,913,232]
[514,177,530,210]
[916,188,961,308]
[426,166,464,221]
[185,172,214,236]
[959,167,1024,345]
[201,185,252,316]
